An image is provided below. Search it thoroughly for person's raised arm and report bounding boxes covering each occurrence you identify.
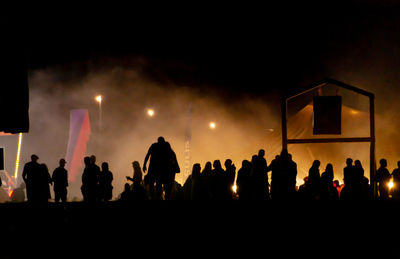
[143,148,151,172]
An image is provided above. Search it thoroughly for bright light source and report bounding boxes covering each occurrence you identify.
[147,109,155,117]
[232,184,237,193]
[388,180,394,190]
[14,133,23,180]
[95,95,102,103]
[209,122,216,129]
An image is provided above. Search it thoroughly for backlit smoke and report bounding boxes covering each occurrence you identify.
[5,59,277,199]
[2,47,400,200]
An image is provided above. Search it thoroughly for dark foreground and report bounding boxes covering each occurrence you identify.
[1,201,399,258]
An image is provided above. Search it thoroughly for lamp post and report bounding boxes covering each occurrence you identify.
[95,95,102,134]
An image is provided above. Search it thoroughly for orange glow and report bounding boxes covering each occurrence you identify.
[95,95,102,103]
[388,180,394,190]
[8,190,13,198]
[147,109,155,117]
[232,184,237,193]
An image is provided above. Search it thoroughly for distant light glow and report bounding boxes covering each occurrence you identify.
[147,109,155,117]
[232,184,237,193]
[95,95,102,103]
[388,180,394,190]
[8,189,13,198]
[14,133,22,179]
[209,122,216,129]
[350,110,359,115]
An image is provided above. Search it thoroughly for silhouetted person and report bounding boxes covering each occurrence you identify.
[98,162,114,202]
[143,137,179,200]
[354,160,371,200]
[319,163,338,200]
[39,163,52,203]
[81,156,99,203]
[163,142,180,200]
[126,161,147,200]
[22,154,41,203]
[340,158,355,200]
[251,149,269,200]
[52,158,68,203]
[119,183,133,203]
[224,159,236,200]
[307,160,321,199]
[211,160,225,200]
[354,160,364,184]
[201,162,213,200]
[269,149,297,199]
[297,176,309,200]
[236,160,252,200]
[126,161,143,185]
[375,158,390,200]
[343,158,354,187]
[287,154,297,196]
[183,163,202,200]
[392,161,400,199]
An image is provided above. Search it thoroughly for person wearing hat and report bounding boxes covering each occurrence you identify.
[22,154,41,202]
[52,158,68,203]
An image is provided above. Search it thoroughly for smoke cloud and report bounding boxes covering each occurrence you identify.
[5,58,277,199]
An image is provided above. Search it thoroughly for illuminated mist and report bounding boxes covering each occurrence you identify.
[2,60,278,200]
[3,35,400,200]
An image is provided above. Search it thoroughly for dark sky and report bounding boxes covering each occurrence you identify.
[3,1,400,96]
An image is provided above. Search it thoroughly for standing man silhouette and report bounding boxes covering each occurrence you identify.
[52,158,68,203]
[22,154,41,203]
[143,137,179,200]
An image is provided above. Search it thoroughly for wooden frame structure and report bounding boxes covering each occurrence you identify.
[281,78,376,197]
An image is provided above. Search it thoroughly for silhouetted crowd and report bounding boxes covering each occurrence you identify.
[14,136,400,203]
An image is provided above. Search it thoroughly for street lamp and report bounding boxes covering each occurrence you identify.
[209,121,216,129]
[147,108,155,117]
[95,95,102,133]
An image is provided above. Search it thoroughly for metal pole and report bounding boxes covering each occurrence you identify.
[282,96,287,151]
[369,95,376,199]
[99,100,102,134]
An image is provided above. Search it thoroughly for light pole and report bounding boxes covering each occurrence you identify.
[95,95,102,134]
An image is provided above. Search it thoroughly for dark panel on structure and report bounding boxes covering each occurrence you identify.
[0,19,29,133]
[313,96,341,135]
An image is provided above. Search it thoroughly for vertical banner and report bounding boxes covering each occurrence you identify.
[65,109,91,182]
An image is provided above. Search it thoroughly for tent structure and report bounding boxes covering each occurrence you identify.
[266,103,373,185]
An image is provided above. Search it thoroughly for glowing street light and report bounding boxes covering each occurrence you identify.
[147,109,155,117]
[209,122,216,129]
[95,95,102,103]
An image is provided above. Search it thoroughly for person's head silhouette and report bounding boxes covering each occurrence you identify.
[31,154,39,163]
[84,156,90,166]
[312,160,320,169]
[346,158,353,167]
[380,158,387,168]
[225,159,232,168]
[59,158,66,168]
[213,160,222,170]
[102,162,109,171]
[158,137,165,144]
